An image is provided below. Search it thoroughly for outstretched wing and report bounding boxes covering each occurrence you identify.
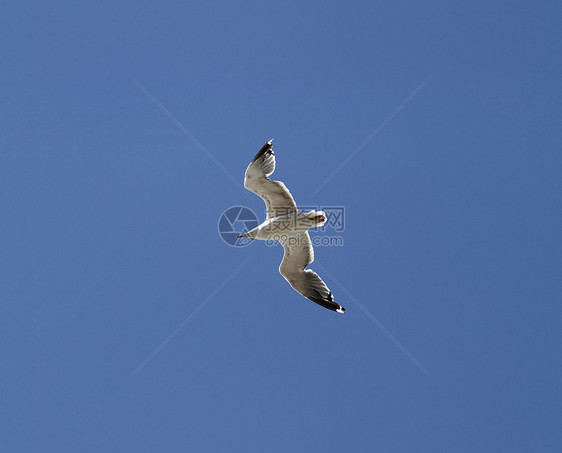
[279,233,345,313]
[244,140,297,219]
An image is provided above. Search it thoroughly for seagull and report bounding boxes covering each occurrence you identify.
[238,140,345,314]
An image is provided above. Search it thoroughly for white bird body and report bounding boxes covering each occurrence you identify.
[240,140,345,314]
[240,210,327,241]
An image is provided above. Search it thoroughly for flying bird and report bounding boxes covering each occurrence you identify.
[238,140,345,314]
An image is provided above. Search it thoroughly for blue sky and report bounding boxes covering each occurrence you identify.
[1,1,561,451]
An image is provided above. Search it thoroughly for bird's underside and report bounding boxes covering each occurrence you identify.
[243,140,345,314]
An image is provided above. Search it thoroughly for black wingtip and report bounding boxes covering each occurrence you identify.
[252,140,274,162]
[308,294,346,314]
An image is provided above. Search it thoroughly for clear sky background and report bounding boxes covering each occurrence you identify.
[1,1,561,451]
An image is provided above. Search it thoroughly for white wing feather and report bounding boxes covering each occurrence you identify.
[244,140,297,219]
[279,233,345,313]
